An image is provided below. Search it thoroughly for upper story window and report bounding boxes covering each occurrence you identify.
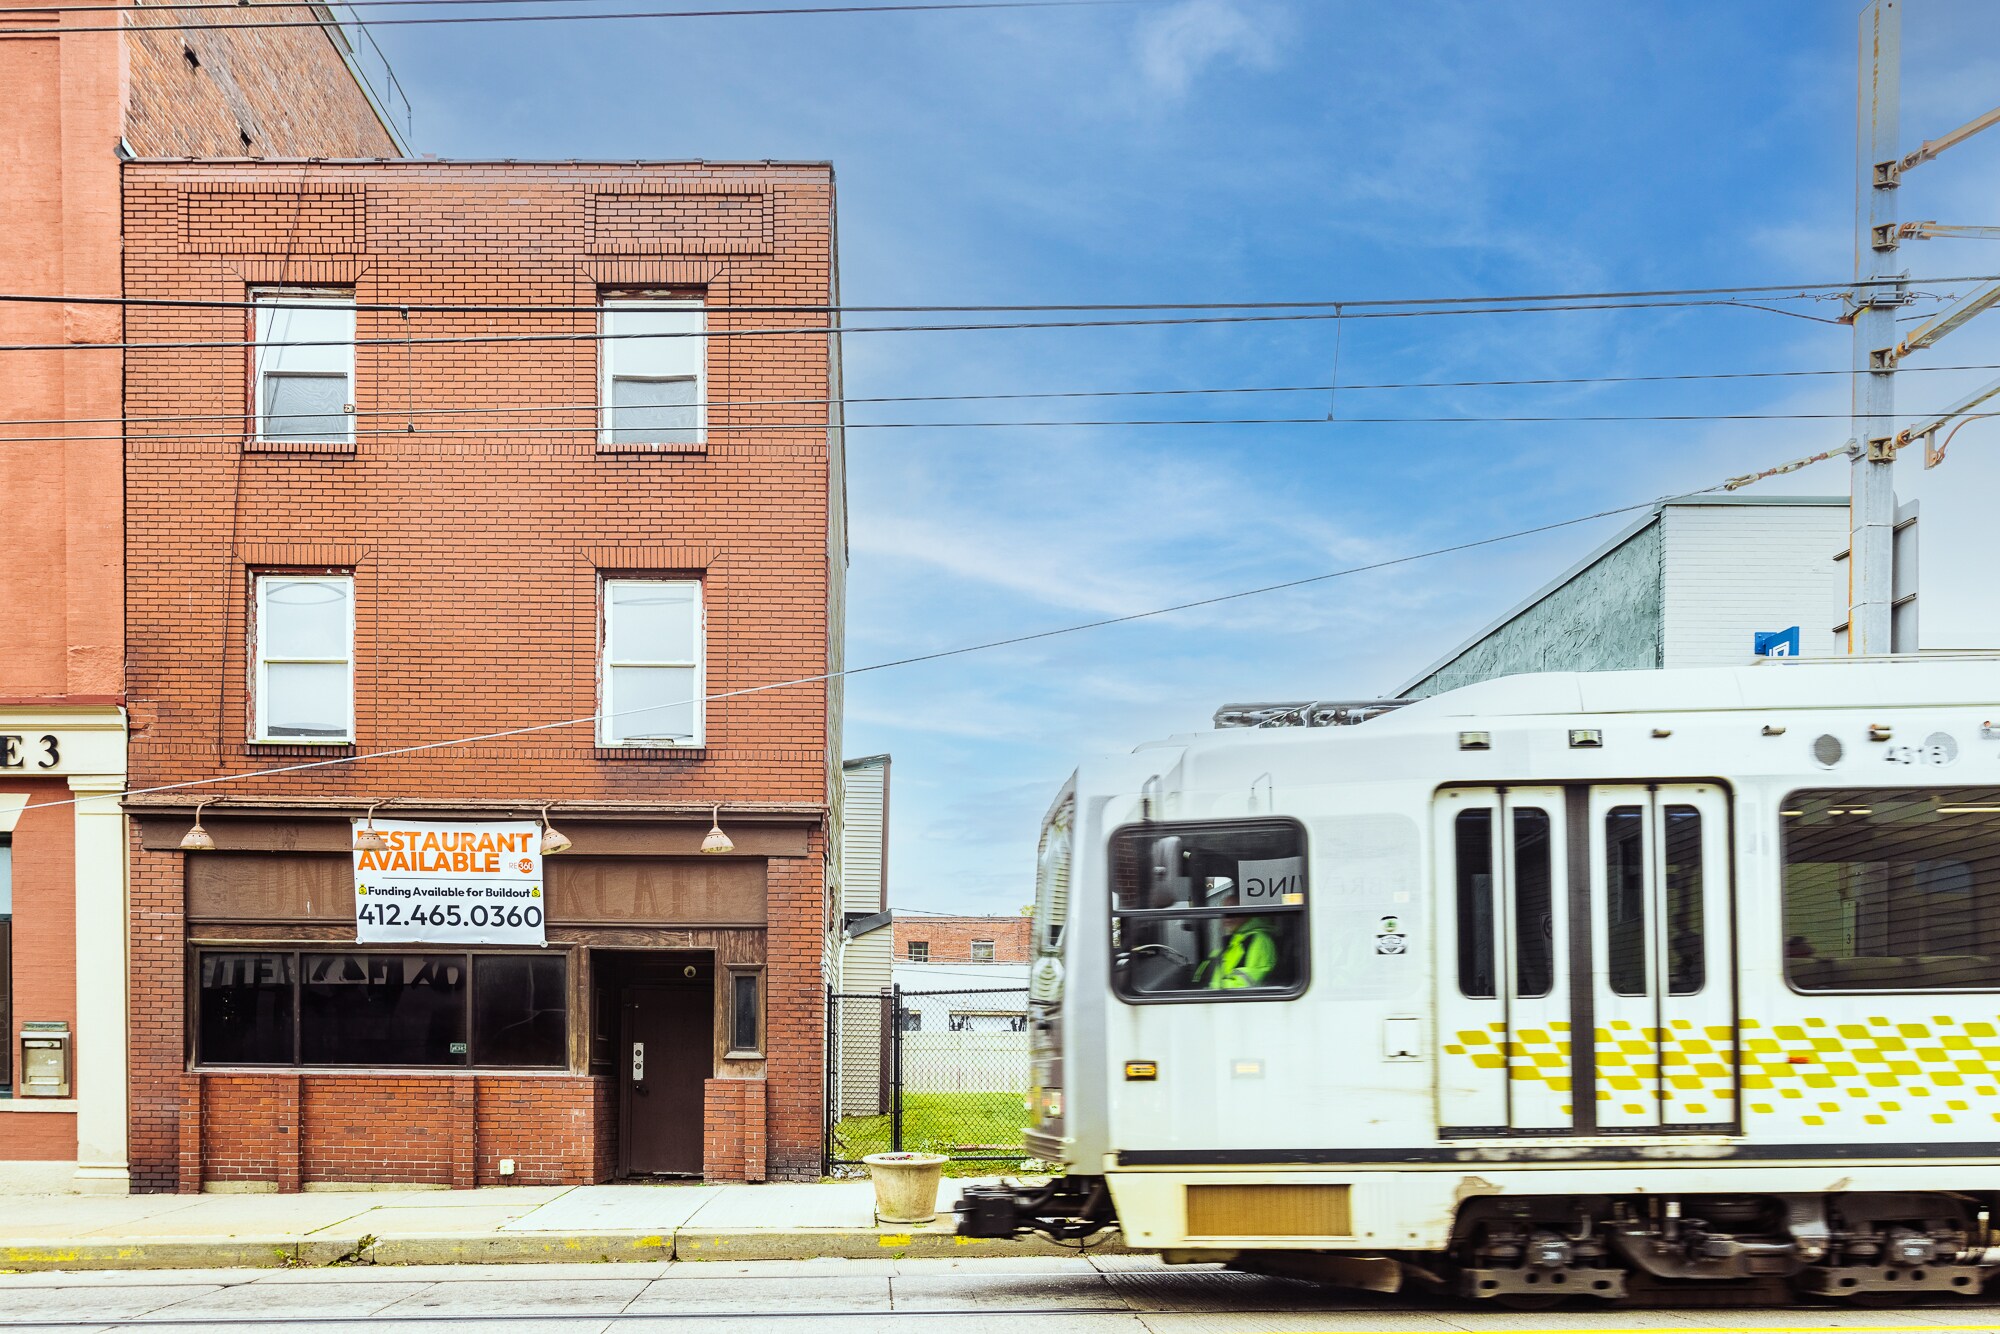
[970,939,995,962]
[1111,820,1309,1002]
[599,579,704,747]
[254,574,354,743]
[907,940,929,962]
[253,290,355,445]
[600,296,705,449]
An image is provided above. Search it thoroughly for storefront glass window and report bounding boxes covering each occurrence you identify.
[729,971,760,1054]
[472,954,565,1066]
[302,953,467,1066]
[198,952,295,1065]
[194,950,571,1069]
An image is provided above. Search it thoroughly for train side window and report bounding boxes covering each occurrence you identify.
[1783,786,2000,992]
[1453,810,1495,998]
[1605,807,1647,996]
[1109,820,1307,1002]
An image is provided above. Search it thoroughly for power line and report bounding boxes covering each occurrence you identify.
[0,272,1973,314]
[12,358,2000,433]
[0,0,1140,35]
[9,409,2000,448]
[16,446,1839,816]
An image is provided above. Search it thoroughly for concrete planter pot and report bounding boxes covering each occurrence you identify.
[862,1152,948,1224]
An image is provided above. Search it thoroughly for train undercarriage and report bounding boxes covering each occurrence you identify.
[957,1180,2000,1306]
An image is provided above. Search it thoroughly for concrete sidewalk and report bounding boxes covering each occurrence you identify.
[0,1180,1112,1273]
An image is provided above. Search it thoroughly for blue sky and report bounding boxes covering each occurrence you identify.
[382,0,2000,914]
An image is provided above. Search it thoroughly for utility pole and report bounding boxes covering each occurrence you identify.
[1847,0,2000,653]
[1847,0,1901,656]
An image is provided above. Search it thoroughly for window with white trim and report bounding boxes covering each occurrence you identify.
[253,291,355,444]
[253,574,354,742]
[599,579,704,746]
[599,297,705,448]
[970,939,995,962]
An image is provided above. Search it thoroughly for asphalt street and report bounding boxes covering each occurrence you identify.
[2,1257,2000,1334]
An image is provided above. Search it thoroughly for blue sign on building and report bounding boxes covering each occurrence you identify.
[1754,626,1801,657]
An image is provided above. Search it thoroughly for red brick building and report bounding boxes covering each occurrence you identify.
[0,0,399,1192]
[894,915,1031,965]
[119,160,844,1191]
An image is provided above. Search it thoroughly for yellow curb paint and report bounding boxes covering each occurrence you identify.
[1267,1327,2000,1334]
[636,1235,667,1249]
[875,1234,913,1247]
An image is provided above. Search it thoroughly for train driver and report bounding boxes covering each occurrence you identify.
[1193,896,1280,990]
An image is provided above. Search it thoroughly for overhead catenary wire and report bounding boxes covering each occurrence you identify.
[0,271,1972,314]
[0,297,1882,356]
[8,407,2000,447]
[13,444,1842,818]
[11,358,2000,433]
[0,0,1145,35]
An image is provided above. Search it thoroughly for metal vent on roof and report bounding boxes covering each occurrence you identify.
[1213,700,1410,730]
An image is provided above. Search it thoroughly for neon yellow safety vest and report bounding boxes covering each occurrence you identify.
[1196,919,1278,989]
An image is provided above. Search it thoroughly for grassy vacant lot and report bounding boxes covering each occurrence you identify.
[831,1091,1032,1172]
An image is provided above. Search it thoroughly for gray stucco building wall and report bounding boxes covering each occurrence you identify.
[1401,518,1663,699]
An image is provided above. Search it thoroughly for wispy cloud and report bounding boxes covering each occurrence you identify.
[1134,0,1277,97]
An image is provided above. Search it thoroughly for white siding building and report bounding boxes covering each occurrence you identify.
[1400,496,1870,698]
[832,755,892,1118]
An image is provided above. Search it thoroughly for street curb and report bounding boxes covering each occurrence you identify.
[0,1239,353,1273]
[0,1228,1129,1273]
[673,1229,1130,1261]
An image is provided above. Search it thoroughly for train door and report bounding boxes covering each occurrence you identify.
[1588,784,1735,1130]
[1435,787,1572,1132]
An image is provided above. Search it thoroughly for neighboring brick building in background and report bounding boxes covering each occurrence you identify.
[120,159,844,1192]
[0,0,400,1193]
[894,915,1030,965]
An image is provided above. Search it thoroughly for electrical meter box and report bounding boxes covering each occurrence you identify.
[19,1021,71,1097]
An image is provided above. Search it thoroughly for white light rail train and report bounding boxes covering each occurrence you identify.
[959,656,2000,1305]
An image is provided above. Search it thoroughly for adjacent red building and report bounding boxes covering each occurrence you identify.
[0,0,400,1193]
[119,159,845,1191]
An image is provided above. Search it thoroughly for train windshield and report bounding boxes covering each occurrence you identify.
[1032,791,1074,958]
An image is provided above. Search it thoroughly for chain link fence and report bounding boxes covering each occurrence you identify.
[826,985,1033,1171]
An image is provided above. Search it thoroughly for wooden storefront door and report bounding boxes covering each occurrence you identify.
[618,982,712,1177]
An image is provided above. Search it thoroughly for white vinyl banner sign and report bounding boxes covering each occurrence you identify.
[353,819,546,945]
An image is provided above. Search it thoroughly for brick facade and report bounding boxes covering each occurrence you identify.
[894,915,1032,964]
[124,9,402,160]
[180,1072,610,1192]
[122,161,842,1192]
[0,0,397,1190]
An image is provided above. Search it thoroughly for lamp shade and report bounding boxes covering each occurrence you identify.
[700,805,734,856]
[539,804,573,855]
[354,803,388,852]
[179,821,216,852]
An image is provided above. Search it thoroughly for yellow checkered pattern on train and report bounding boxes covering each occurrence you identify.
[1443,1017,2000,1126]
